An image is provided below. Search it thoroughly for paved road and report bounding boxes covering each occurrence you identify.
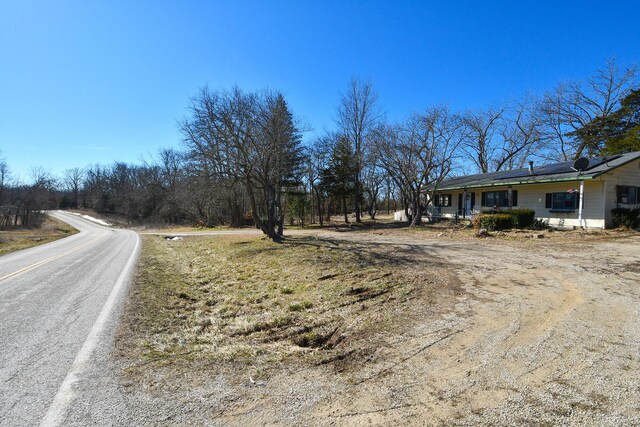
[0,211,140,427]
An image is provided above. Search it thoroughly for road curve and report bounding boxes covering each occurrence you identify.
[0,211,140,427]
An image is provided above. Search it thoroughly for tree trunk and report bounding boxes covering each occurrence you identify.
[246,178,278,240]
[404,206,412,224]
[342,195,349,223]
[410,197,423,226]
[354,174,361,223]
[314,188,323,226]
[276,190,284,236]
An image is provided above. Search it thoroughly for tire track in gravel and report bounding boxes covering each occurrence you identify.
[304,233,639,426]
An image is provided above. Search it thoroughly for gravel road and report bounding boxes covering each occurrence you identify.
[0,211,139,427]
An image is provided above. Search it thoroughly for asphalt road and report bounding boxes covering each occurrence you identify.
[0,211,140,427]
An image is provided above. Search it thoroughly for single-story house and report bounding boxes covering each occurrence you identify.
[428,151,640,229]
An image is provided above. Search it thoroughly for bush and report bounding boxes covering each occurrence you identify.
[486,209,536,229]
[510,209,536,228]
[478,213,514,231]
[530,218,549,230]
[611,207,640,229]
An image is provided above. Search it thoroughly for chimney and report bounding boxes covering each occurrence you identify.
[528,161,534,174]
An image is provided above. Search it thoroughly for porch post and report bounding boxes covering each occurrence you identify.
[463,189,467,218]
[578,180,584,228]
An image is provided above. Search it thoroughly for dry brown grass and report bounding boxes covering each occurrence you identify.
[389,221,640,243]
[117,233,451,384]
[0,216,78,256]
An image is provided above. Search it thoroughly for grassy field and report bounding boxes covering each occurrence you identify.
[0,216,78,256]
[117,233,451,383]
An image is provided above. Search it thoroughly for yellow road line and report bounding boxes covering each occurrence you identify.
[0,232,107,283]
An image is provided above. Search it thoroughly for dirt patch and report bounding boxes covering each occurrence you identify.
[115,228,640,426]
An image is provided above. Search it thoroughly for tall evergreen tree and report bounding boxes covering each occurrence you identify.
[320,135,356,223]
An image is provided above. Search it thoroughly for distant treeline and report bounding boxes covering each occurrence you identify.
[1,60,638,237]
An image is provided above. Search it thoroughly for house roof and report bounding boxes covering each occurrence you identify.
[432,151,640,191]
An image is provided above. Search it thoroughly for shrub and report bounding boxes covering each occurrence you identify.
[478,213,514,231]
[530,218,549,230]
[611,207,640,229]
[510,209,536,228]
[486,209,536,229]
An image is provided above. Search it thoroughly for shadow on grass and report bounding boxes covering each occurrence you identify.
[234,234,451,271]
[329,221,411,232]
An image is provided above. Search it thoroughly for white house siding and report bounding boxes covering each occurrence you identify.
[516,181,604,229]
[601,158,640,227]
[430,181,606,228]
[426,191,469,218]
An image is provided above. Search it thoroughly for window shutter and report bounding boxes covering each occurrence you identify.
[616,185,621,203]
[481,192,486,207]
[458,194,463,211]
[545,193,552,209]
[512,190,518,207]
[434,194,440,207]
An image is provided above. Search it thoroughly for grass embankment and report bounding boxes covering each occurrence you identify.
[0,216,78,256]
[119,233,449,382]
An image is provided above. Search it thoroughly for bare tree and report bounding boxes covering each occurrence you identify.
[373,107,464,226]
[461,105,506,173]
[0,153,8,207]
[336,77,381,223]
[0,153,12,229]
[153,148,189,223]
[182,87,303,240]
[362,149,384,219]
[306,139,331,226]
[495,96,544,171]
[461,96,544,173]
[63,167,85,209]
[540,59,638,159]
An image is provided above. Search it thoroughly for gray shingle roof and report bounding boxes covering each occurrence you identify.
[432,151,640,191]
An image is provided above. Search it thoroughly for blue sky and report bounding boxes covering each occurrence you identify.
[1,0,639,180]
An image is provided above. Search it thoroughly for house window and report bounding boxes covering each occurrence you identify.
[617,186,639,204]
[434,194,452,207]
[481,190,518,208]
[545,192,578,211]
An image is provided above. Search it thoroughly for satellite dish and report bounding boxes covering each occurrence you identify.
[573,157,589,171]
